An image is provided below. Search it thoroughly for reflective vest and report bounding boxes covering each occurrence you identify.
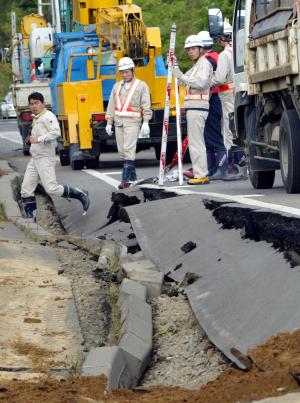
[205,50,220,94]
[184,59,210,102]
[218,44,235,93]
[115,79,142,118]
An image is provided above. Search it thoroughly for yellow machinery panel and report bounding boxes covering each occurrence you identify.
[57,80,103,148]
[77,93,93,149]
[21,14,47,37]
[21,14,47,47]
[72,0,118,25]
[146,27,162,56]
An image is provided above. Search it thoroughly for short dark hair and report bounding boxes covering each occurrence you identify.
[28,92,44,103]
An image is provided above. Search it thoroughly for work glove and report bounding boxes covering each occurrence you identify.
[173,65,183,80]
[139,122,150,139]
[105,124,113,136]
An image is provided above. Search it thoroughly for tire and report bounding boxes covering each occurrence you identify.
[85,158,99,169]
[249,170,275,189]
[23,149,30,156]
[279,110,300,193]
[71,159,84,170]
[59,150,70,166]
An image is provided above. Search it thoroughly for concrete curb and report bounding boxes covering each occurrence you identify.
[81,346,131,390]
[82,247,163,389]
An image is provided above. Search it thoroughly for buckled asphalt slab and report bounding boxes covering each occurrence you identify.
[101,188,300,370]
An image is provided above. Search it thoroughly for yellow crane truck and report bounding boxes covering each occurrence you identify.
[51,0,183,170]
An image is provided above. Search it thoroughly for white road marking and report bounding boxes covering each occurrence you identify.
[82,171,300,218]
[84,169,120,189]
[139,184,300,217]
[0,131,22,145]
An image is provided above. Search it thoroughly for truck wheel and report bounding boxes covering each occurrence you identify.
[71,160,84,170]
[279,110,300,193]
[85,158,99,169]
[249,170,275,189]
[59,150,70,166]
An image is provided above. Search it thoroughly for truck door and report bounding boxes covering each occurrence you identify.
[233,0,246,91]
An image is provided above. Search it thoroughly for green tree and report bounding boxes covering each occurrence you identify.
[136,0,234,70]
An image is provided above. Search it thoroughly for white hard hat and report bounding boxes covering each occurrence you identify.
[197,31,214,47]
[118,57,135,71]
[184,35,202,49]
[223,21,232,36]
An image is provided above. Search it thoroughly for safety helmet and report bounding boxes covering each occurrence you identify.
[118,57,135,71]
[184,35,202,49]
[197,31,214,47]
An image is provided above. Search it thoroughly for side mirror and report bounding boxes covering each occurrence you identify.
[208,8,224,38]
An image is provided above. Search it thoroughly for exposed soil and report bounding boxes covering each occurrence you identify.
[3,191,300,402]
[1,329,300,402]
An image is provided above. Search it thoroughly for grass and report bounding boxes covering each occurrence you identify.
[69,354,84,376]
[154,325,175,339]
[107,283,121,346]
[0,203,6,221]
[104,255,120,282]
[0,64,12,99]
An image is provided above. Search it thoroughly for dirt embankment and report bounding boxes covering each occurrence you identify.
[2,313,300,402]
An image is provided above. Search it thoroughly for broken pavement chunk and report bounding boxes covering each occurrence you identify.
[181,241,197,253]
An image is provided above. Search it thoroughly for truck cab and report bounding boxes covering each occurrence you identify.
[210,0,300,193]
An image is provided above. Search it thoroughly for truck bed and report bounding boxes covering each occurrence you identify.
[12,81,52,109]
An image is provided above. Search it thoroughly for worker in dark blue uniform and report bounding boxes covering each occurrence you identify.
[200,31,241,180]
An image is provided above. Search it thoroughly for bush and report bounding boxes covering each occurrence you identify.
[0,64,12,99]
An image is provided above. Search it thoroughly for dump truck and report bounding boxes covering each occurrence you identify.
[210,1,300,193]
[51,0,184,170]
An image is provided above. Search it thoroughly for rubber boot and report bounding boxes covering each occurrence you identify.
[227,148,234,173]
[207,149,217,177]
[208,149,228,180]
[119,160,131,189]
[187,177,210,185]
[223,147,248,181]
[233,147,247,168]
[22,196,37,219]
[129,161,137,182]
[62,185,90,213]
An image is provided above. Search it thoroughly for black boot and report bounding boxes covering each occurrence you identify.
[223,147,248,181]
[119,160,135,189]
[62,185,90,213]
[209,149,228,180]
[22,196,37,219]
[129,161,137,182]
[206,149,217,177]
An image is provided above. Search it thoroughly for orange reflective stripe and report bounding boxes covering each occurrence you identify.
[115,79,142,117]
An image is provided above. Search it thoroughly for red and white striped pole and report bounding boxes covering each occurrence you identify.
[158,23,176,186]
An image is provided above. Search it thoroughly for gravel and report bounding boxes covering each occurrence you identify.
[34,191,229,386]
[141,283,229,389]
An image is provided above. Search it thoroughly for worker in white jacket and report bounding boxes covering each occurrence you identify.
[212,22,248,179]
[21,92,90,218]
[105,57,153,189]
[211,21,234,151]
[173,35,213,185]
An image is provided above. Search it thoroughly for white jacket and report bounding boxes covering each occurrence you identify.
[30,109,60,158]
